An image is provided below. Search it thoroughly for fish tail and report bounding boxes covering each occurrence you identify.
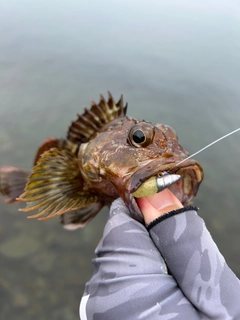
[0,166,29,203]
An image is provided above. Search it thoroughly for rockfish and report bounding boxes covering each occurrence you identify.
[0,93,204,229]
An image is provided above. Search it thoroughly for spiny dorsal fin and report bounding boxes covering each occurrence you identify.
[17,148,100,220]
[67,92,127,145]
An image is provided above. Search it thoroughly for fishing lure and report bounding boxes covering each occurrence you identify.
[132,174,181,198]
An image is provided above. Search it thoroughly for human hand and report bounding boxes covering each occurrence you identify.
[137,188,183,225]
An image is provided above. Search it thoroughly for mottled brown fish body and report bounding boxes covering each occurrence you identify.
[0,93,203,229]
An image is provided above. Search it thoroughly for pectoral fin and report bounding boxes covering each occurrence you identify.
[34,137,78,165]
[17,148,100,220]
[33,137,60,165]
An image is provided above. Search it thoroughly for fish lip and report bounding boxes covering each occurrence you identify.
[126,158,203,219]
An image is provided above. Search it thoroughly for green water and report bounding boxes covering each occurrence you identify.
[0,0,240,319]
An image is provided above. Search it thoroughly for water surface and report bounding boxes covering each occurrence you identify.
[0,1,240,319]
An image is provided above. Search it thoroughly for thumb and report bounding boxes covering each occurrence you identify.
[137,188,183,225]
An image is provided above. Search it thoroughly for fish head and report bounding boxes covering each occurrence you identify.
[79,117,204,220]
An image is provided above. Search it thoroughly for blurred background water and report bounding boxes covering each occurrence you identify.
[0,0,240,319]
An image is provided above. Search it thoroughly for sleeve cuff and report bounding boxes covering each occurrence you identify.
[146,205,199,231]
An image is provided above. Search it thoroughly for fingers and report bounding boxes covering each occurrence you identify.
[137,189,183,225]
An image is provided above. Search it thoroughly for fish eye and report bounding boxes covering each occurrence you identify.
[132,129,145,144]
[128,124,154,148]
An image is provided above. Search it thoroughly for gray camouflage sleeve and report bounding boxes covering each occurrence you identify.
[80,198,240,320]
[149,206,240,319]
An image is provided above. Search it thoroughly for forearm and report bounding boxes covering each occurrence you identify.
[149,207,240,319]
[81,199,202,320]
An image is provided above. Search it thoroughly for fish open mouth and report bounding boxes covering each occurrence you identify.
[127,159,203,220]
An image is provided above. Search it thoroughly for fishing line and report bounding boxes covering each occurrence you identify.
[173,127,240,168]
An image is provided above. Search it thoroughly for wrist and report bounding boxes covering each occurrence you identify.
[146,205,198,230]
[145,203,183,225]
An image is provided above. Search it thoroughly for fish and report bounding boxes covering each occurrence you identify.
[0,92,204,230]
